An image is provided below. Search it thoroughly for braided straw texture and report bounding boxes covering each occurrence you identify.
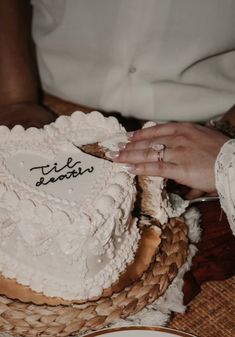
[0,217,188,337]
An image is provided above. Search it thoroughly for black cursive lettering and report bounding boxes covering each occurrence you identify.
[30,157,94,187]
[30,157,82,175]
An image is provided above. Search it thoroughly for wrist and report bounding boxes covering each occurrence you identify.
[212,105,235,138]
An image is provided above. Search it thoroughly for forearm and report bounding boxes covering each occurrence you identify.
[211,105,235,138]
[0,0,39,107]
[0,103,56,129]
[0,1,56,128]
[221,104,235,126]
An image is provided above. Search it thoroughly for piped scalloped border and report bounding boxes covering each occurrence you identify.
[51,111,126,145]
[0,111,125,145]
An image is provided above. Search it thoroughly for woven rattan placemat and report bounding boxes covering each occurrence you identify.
[169,276,235,337]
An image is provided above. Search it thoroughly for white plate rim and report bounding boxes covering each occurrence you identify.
[84,326,197,337]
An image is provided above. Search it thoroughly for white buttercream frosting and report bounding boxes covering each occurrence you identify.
[0,111,139,300]
[99,133,129,152]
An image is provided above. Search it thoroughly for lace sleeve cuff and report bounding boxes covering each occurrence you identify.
[215,139,235,236]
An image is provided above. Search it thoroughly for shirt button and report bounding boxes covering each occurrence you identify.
[128,66,137,74]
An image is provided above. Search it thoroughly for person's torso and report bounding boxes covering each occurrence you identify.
[32,0,235,122]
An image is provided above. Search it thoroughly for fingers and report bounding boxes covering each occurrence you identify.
[130,123,179,141]
[115,147,176,164]
[113,135,179,164]
[124,136,174,151]
[126,161,178,180]
[130,122,205,142]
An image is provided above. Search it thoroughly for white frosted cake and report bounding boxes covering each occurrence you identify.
[0,111,173,303]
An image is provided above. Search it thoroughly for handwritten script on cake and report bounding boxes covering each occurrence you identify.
[30,157,94,187]
[5,149,106,203]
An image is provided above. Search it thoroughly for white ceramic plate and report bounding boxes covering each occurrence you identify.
[84,326,197,337]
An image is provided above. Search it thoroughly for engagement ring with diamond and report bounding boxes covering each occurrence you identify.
[150,143,166,161]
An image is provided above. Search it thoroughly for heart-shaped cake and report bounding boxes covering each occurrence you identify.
[0,111,173,304]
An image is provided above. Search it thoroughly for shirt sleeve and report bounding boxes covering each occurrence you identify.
[215,139,235,236]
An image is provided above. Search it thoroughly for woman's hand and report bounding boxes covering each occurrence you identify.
[113,123,229,194]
